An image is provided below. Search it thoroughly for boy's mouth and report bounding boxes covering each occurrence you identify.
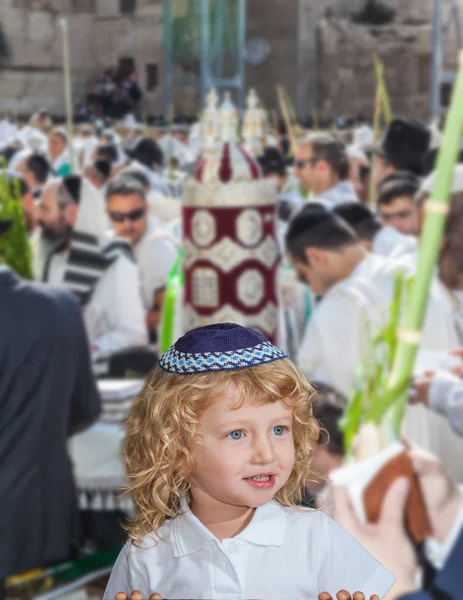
[243,473,276,488]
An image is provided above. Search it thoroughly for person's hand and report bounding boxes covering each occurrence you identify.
[115,593,161,600]
[448,348,463,377]
[318,593,379,600]
[451,363,463,378]
[409,446,463,543]
[331,477,418,597]
[409,370,435,406]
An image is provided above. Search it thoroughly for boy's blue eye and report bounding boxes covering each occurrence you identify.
[227,430,244,440]
[272,426,286,436]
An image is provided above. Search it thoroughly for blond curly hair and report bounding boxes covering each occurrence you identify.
[123,358,319,545]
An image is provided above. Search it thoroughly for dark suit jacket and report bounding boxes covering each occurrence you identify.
[401,527,463,599]
[0,268,101,578]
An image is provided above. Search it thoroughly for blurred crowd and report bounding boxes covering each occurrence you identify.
[0,105,463,600]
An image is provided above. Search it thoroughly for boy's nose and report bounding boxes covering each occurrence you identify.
[251,436,275,464]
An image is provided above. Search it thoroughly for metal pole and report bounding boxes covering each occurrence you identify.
[163,0,173,118]
[59,18,75,172]
[431,0,443,118]
[237,0,246,112]
[453,0,463,50]
[200,0,210,109]
[214,0,224,80]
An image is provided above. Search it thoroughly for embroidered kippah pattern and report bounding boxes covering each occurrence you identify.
[159,341,287,374]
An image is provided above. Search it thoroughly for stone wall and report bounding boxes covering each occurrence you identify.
[1,0,463,120]
[332,0,462,25]
[0,0,164,117]
[316,16,459,120]
[246,0,299,116]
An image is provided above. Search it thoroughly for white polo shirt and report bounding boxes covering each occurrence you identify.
[105,500,396,600]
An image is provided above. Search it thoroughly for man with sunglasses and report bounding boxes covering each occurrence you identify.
[106,177,177,341]
[35,176,148,360]
[293,133,359,209]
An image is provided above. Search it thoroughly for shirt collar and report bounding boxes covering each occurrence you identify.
[170,499,286,557]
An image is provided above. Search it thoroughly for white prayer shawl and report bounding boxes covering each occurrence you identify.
[119,159,171,198]
[296,252,459,390]
[297,252,463,481]
[34,179,147,355]
[147,190,181,225]
[353,124,374,147]
[34,179,110,284]
[0,119,18,145]
[372,227,418,260]
[16,125,48,153]
[158,134,195,168]
[311,181,360,209]
[132,218,178,313]
[47,248,148,357]
[187,122,202,159]
[297,256,391,398]
[81,250,148,356]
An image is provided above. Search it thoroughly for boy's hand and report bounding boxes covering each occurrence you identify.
[318,593,379,600]
[115,593,161,600]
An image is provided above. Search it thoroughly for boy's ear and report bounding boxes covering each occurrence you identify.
[305,246,327,267]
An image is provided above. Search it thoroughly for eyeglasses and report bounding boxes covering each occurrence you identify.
[294,158,317,169]
[109,207,146,223]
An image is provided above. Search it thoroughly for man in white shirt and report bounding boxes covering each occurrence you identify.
[48,128,72,176]
[286,204,399,396]
[105,177,177,340]
[293,134,359,209]
[333,202,418,262]
[35,176,148,358]
[286,204,463,481]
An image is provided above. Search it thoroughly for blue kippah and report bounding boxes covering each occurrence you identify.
[159,323,288,374]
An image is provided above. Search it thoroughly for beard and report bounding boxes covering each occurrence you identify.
[38,219,72,244]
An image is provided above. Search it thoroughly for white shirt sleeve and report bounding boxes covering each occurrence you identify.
[297,292,367,397]
[429,371,463,437]
[318,513,396,599]
[104,543,151,599]
[142,237,177,304]
[91,254,148,356]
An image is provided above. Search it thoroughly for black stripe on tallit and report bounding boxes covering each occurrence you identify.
[103,240,135,263]
[71,230,99,245]
[73,289,92,305]
[63,270,100,287]
[42,240,68,283]
[67,247,112,270]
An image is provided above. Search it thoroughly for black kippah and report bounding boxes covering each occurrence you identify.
[62,175,82,204]
[94,159,112,180]
[333,203,375,227]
